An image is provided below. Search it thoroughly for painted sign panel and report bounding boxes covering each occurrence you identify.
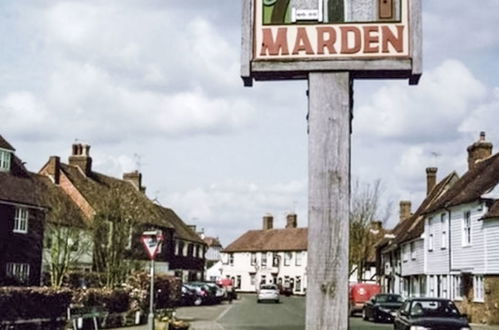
[141,233,164,260]
[254,0,409,61]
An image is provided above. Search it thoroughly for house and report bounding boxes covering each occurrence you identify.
[0,135,47,286]
[221,213,307,294]
[39,142,206,281]
[201,235,224,281]
[420,132,499,324]
[377,167,458,297]
[377,132,499,324]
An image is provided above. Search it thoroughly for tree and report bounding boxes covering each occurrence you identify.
[349,179,391,282]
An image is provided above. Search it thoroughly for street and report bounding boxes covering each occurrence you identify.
[174,294,499,330]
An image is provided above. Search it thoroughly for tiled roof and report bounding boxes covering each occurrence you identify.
[59,163,171,227]
[223,228,308,252]
[154,205,205,244]
[203,236,222,248]
[0,135,15,151]
[426,153,499,214]
[0,156,46,208]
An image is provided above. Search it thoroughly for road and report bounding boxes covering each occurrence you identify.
[176,294,391,330]
[174,294,499,330]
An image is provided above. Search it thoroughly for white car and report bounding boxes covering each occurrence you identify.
[257,284,280,303]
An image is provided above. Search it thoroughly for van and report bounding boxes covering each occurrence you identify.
[349,282,381,315]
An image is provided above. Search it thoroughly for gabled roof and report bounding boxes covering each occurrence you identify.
[378,171,458,251]
[203,236,222,248]
[397,171,459,244]
[0,155,46,208]
[0,135,15,151]
[426,153,499,214]
[154,205,205,244]
[59,163,170,227]
[223,228,307,252]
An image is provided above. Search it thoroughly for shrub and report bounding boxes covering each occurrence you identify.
[0,287,72,321]
[125,272,182,311]
[72,288,130,314]
[64,271,104,289]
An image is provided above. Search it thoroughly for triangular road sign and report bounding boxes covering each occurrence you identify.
[141,234,163,260]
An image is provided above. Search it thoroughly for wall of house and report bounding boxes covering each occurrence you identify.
[455,275,499,325]
[450,202,486,274]
[221,251,307,294]
[401,239,424,276]
[484,219,499,273]
[0,203,44,286]
[424,212,450,275]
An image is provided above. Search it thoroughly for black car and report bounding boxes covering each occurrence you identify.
[362,293,404,322]
[393,297,471,330]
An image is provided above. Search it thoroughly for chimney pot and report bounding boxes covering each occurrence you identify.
[263,214,273,230]
[399,201,412,222]
[123,170,144,192]
[286,213,298,228]
[69,143,92,176]
[467,132,493,170]
[426,167,438,196]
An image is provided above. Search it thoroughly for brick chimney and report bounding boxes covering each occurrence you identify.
[123,170,146,193]
[426,167,437,196]
[263,214,273,230]
[467,131,493,170]
[286,213,298,228]
[399,200,412,222]
[68,143,92,176]
[46,156,61,184]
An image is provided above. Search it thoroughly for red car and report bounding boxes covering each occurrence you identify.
[349,282,381,316]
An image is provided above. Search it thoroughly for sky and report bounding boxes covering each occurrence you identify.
[2,0,499,246]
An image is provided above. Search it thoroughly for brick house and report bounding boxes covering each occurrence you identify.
[39,142,206,279]
[0,135,47,286]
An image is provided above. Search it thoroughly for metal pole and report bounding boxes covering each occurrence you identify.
[148,258,155,330]
[306,72,351,330]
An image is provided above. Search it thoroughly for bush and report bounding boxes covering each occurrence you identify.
[72,288,130,314]
[0,287,72,321]
[125,272,182,311]
[64,271,104,289]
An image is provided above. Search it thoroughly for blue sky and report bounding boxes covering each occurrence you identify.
[1,0,499,245]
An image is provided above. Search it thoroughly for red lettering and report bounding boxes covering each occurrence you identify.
[260,27,290,56]
[382,25,404,53]
[340,26,361,54]
[316,27,337,55]
[292,27,314,55]
[363,26,379,53]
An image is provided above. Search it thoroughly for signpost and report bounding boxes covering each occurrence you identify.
[241,0,421,329]
[141,230,164,330]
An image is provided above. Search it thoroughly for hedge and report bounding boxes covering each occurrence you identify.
[125,272,182,311]
[72,288,130,314]
[0,287,72,321]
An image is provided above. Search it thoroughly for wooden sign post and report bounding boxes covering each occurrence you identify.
[241,0,421,329]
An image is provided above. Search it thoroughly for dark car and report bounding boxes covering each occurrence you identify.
[393,297,471,330]
[180,285,199,306]
[185,282,220,305]
[362,293,404,322]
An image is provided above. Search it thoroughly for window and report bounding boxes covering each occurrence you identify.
[272,252,279,267]
[250,274,256,286]
[295,276,302,292]
[261,275,266,285]
[452,275,463,300]
[177,241,184,256]
[0,149,11,172]
[441,275,448,299]
[5,263,30,283]
[441,213,447,249]
[284,252,292,266]
[410,242,416,260]
[296,251,302,266]
[187,243,194,257]
[428,217,433,251]
[463,211,472,246]
[236,275,241,289]
[428,234,434,251]
[403,245,408,262]
[261,252,267,267]
[251,253,257,266]
[429,275,435,297]
[229,253,234,266]
[13,207,29,233]
[474,275,484,302]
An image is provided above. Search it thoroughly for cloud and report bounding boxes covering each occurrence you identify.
[164,179,307,245]
[355,60,487,143]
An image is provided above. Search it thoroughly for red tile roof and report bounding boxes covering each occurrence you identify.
[223,228,307,252]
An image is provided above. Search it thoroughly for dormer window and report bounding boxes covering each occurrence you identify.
[0,149,12,172]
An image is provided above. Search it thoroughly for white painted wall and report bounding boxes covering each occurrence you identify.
[424,212,450,275]
[401,239,424,276]
[484,218,499,274]
[220,250,307,294]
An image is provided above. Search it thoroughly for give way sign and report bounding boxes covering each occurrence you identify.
[141,231,164,260]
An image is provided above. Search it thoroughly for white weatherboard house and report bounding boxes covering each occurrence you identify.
[221,214,307,294]
[378,132,499,325]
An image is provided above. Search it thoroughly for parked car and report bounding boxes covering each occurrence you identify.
[184,282,215,305]
[362,293,404,323]
[257,284,280,303]
[393,297,471,330]
[205,282,225,303]
[180,285,200,306]
[349,282,381,316]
